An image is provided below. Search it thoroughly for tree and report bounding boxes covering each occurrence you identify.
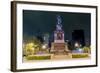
[23,36,42,56]
[83,46,90,53]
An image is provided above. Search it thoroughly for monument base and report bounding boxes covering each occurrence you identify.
[51,42,69,55]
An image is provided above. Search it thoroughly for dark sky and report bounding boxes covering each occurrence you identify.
[23,10,91,41]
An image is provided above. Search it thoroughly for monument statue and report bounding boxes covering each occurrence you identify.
[50,15,69,55]
[56,15,62,30]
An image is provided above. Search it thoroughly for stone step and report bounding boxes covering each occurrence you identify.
[51,54,72,59]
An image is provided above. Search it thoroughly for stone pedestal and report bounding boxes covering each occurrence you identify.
[51,42,69,55]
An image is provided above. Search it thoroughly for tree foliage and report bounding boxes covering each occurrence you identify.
[23,36,42,56]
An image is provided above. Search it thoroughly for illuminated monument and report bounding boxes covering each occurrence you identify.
[51,15,69,54]
[54,15,64,43]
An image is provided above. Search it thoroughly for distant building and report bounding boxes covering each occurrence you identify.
[72,30,85,47]
[43,33,49,44]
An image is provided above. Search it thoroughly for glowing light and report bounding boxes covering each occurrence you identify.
[78,49,83,52]
[75,42,79,47]
[31,48,34,50]
[28,43,34,47]
[42,45,46,49]
[72,48,83,53]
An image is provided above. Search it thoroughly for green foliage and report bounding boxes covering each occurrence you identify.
[83,46,90,53]
[23,36,43,56]
[26,55,51,60]
[72,54,89,58]
[24,36,42,47]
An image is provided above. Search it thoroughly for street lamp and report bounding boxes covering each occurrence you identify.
[42,44,47,49]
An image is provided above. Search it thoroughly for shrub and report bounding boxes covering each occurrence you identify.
[83,46,90,53]
[72,54,89,58]
[26,55,51,60]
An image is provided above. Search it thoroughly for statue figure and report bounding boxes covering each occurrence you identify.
[56,15,62,30]
[57,15,62,25]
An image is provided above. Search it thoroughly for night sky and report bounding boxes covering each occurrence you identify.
[23,10,91,43]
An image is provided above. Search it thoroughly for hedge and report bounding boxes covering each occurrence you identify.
[26,55,51,60]
[72,54,89,58]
